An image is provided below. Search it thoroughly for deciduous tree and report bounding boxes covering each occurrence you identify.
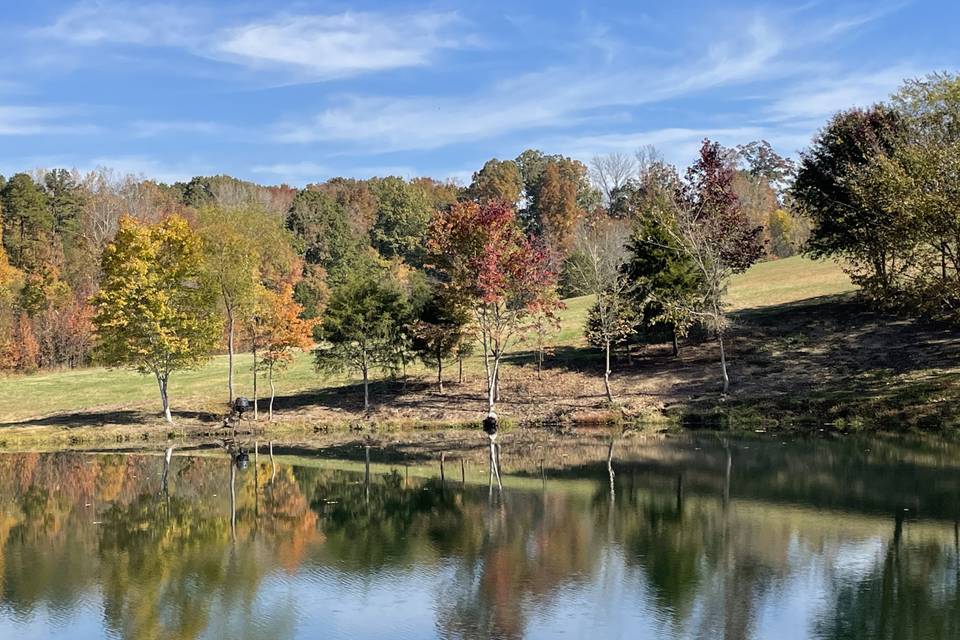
[198,204,294,407]
[570,213,634,400]
[411,286,470,393]
[428,199,556,412]
[649,140,763,394]
[249,283,316,420]
[467,159,522,205]
[92,216,219,422]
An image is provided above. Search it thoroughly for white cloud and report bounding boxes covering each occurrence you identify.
[0,105,96,136]
[270,15,787,151]
[216,12,464,78]
[130,120,228,138]
[251,161,327,178]
[37,3,197,46]
[37,4,469,80]
[766,66,918,122]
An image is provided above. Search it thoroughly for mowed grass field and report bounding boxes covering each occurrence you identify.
[0,256,854,424]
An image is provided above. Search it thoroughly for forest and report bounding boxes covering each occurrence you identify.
[0,72,958,425]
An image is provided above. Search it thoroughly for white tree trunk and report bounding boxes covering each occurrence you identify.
[603,340,613,402]
[157,373,172,423]
[437,354,444,394]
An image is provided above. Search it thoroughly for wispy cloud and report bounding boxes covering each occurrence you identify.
[765,66,918,122]
[216,12,466,78]
[251,161,327,179]
[0,105,95,136]
[130,119,229,138]
[36,3,470,80]
[271,15,788,150]
[36,2,198,46]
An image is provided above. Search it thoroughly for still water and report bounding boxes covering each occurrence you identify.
[0,435,957,639]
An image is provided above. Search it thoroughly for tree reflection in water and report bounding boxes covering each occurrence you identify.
[0,438,956,639]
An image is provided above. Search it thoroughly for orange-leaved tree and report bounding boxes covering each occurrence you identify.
[249,283,315,420]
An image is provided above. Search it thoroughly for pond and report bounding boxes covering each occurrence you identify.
[0,434,958,639]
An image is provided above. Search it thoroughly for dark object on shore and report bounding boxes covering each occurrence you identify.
[483,412,499,440]
[232,396,250,419]
[234,448,250,470]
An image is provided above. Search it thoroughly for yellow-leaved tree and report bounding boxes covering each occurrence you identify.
[92,215,219,422]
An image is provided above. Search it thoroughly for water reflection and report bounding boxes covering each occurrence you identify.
[0,436,957,638]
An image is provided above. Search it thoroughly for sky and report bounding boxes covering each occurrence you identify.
[0,0,957,186]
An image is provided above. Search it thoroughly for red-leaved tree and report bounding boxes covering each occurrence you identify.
[428,199,557,412]
[650,140,764,394]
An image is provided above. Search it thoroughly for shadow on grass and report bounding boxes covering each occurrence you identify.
[0,408,221,429]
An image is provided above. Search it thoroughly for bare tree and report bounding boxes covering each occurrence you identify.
[79,169,126,257]
[569,213,634,401]
[635,145,664,184]
[590,152,637,205]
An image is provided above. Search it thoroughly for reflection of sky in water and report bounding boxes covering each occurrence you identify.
[0,592,107,640]
[0,440,957,639]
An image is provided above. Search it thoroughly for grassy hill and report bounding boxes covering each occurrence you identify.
[8,255,956,436]
[0,256,848,424]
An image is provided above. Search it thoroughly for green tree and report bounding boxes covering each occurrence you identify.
[411,285,470,393]
[313,260,409,410]
[198,205,292,406]
[369,177,433,266]
[1,173,52,271]
[92,215,219,422]
[877,73,960,320]
[793,106,906,300]
[624,163,701,356]
[286,189,357,279]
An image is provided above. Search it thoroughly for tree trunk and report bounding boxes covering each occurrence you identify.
[606,438,616,502]
[362,364,370,411]
[268,364,275,421]
[458,353,463,384]
[672,327,680,357]
[603,339,613,402]
[252,343,258,421]
[161,445,174,494]
[156,372,172,423]
[437,353,444,394]
[718,331,729,395]
[226,304,234,406]
[537,347,543,380]
[486,360,497,413]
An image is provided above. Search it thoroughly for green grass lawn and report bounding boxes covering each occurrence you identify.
[726,255,855,310]
[0,256,853,423]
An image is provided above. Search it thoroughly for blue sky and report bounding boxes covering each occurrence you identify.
[0,1,956,186]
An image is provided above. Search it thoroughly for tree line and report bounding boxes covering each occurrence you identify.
[11,67,957,423]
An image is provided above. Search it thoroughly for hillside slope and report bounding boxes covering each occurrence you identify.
[8,256,955,435]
